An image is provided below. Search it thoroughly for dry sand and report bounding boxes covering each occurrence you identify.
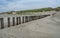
[0,16,60,38]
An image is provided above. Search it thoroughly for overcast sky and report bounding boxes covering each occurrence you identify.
[0,0,60,12]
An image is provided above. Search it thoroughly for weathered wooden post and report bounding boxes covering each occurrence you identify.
[22,16,25,23]
[12,17,15,26]
[0,18,4,29]
[8,17,10,27]
[35,16,36,20]
[32,16,33,20]
[19,17,21,24]
[30,16,33,21]
[16,17,19,25]
[40,15,42,18]
[37,16,39,19]
[29,16,31,21]
[32,16,34,20]
[25,16,26,22]
[25,16,28,22]
[28,16,30,22]
[35,16,37,20]
[41,15,44,18]
[26,16,29,22]
[34,16,35,20]
[33,16,35,20]
[38,16,40,19]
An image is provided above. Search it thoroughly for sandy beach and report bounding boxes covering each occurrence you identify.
[0,15,60,38]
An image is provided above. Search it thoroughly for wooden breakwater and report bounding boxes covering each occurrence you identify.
[0,14,50,29]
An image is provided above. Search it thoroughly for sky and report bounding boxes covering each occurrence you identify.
[0,0,60,12]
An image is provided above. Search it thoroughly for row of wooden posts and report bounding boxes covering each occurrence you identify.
[0,15,50,29]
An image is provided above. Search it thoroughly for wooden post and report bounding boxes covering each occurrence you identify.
[32,16,33,20]
[28,16,30,21]
[33,16,36,20]
[0,18,4,29]
[30,16,33,21]
[16,17,19,25]
[25,16,28,22]
[35,16,37,20]
[38,16,40,19]
[22,16,24,23]
[19,17,21,24]
[12,17,15,26]
[38,16,39,19]
[33,16,35,20]
[37,16,38,19]
[28,16,30,22]
[8,17,10,27]
[37,16,39,19]
[27,16,28,22]
[35,16,36,20]
[40,15,42,18]
[31,16,33,21]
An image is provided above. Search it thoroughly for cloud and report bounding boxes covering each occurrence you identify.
[0,0,60,12]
